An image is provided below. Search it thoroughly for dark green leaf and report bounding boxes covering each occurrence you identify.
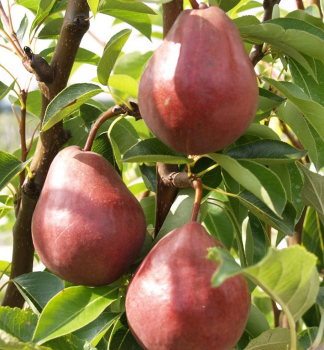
[107,313,142,350]
[225,140,307,164]
[73,312,119,346]
[298,164,324,225]
[80,103,103,125]
[17,14,28,41]
[246,213,270,266]
[123,138,192,164]
[13,272,64,314]
[42,83,103,131]
[303,206,324,271]
[208,154,287,216]
[91,133,120,173]
[139,164,156,192]
[63,116,88,149]
[33,286,118,344]
[298,327,318,350]
[245,304,270,340]
[238,191,296,236]
[140,196,155,228]
[97,29,131,86]
[203,192,234,250]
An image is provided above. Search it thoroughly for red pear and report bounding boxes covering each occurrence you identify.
[32,145,147,286]
[126,221,251,350]
[138,6,258,155]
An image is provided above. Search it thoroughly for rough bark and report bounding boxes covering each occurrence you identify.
[2,0,90,308]
[155,0,183,236]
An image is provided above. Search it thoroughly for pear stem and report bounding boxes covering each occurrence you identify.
[191,177,203,222]
[189,0,199,9]
[83,106,123,152]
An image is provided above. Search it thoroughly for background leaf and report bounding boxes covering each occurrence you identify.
[33,286,118,344]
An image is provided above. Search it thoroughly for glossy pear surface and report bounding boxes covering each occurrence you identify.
[126,222,251,350]
[138,6,258,155]
[32,145,147,286]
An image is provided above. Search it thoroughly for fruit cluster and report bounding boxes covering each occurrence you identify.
[32,5,258,350]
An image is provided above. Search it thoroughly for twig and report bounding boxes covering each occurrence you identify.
[0,1,24,57]
[296,0,305,9]
[250,0,281,66]
[87,29,106,47]
[26,122,41,155]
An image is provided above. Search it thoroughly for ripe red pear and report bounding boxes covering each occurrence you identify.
[126,221,251,350]
[138,6,258,155]
[32,145,147,286]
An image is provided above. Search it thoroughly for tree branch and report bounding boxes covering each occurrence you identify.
[296,0,305,9]
[2,0,90,308]
[154,0,183,237]
[250,0,281,66]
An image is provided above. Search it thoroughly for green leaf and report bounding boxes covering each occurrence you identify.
[245,304,270,340]
[63,116,88,149]
[17,14,28,41]
[0,17,3,29]
[11,90,42,118]
[239,18,324,61]
[73,312,120,346]
[156,188,195,242]
[88,0,99,17]
[43,333,96,350]
[0,330,51,350]
[245,123,281,141]
[0,307,38,342]
[114,51,153,80]
[107,313,141,350]
[97,29,131,86]
[298,327,318,350]
[13,272,64,314]
[42,83,103,131]
[209,0,240,13]
[303,207,324,271]
[203,192,234,250]
[0,195,14,219]
[209,245,319,322]
[98,0,156,15]
[109,74,138,98]
[264,78,324,147]
[30,0,57,39]
[225,140,307,164]
[111,11,151,39]
[0,151,32,192]
[37,18,63,39]
[298,164,324,225]
[277,101,324,171]
[0,260,11,277]
[0,80,15,101]
[238,191,296,236]
[286,10,324,30]
[91,133,119,173]
[208,154,287,216]
[245,213,270,266]
[15,0,40,12]
[32,286,118,344]
[123,138,192,164]
[139,164,156,192]
[245,328,292,350]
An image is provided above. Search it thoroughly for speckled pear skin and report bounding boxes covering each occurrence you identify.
[138,6,259,155]
[32,145,147,286]
[126,222,251,350]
